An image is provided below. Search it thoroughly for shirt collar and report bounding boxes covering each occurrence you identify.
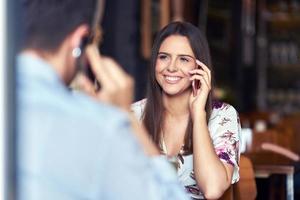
[17,53,67,90]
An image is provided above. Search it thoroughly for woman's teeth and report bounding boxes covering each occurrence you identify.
[165,76,181,81]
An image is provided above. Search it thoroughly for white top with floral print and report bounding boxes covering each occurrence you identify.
[131,99,241,199]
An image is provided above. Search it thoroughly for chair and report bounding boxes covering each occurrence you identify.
[247,127,299,199]
[275,114,300,154]
[261,142,299,162]
[233,155,257,200]
[219,185,233,200]
[251,128,291,150]
[219,155,257,200]
[239,111,283,134]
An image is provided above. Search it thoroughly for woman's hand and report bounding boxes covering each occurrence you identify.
[72,44,134,111]
[188,60,211,119]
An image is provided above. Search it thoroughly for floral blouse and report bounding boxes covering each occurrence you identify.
[131,99,241,199]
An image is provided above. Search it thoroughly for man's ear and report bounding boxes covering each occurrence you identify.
[70,24,90,49]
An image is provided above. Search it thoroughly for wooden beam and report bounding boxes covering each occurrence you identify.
[160,0,170,29]
[141,0,152,59]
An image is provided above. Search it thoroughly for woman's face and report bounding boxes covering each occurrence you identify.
[155,35,197,96]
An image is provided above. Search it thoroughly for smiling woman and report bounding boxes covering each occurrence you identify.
[132,21,241,199]
[155,35,197,96]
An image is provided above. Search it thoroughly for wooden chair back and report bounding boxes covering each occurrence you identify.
[219,185,233,200]
[219,155,257,200]
[233,155,257,200]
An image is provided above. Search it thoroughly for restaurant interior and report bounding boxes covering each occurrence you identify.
[99,0,300,199]
[2,0,299,199]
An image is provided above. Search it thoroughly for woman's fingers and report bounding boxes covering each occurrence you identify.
[189,69,211,90]
[190,75,210,90]
[195,60,211,83]
[189,69,207,76]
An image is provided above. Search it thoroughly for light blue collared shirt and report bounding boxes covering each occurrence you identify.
[16,54,189,200]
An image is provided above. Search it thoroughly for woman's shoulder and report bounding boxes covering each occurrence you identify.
[209,100,240,128]
[211,100,239,118]
[131,98,147,121]
[131,98,147,108]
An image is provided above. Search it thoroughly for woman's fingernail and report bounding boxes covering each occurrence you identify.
[196,60,201,65]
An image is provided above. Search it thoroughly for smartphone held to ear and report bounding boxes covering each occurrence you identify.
[77,37,94,79]
[192,80,200,96]
[76,37,100,90]
[192,63,201,96]
[74,0,103,90]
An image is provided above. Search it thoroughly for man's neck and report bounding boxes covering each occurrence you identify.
[22,49,68,84]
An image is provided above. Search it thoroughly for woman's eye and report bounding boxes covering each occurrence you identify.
[180,57,190,62]
[158,55,168,60]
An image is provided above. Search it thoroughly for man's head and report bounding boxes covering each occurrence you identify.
[22,0,97,52]
[21,0,99,83]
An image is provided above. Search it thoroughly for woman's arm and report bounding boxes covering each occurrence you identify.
[192,111,234,199]
[189,60,239,199]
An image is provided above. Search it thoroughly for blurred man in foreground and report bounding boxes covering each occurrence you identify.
[16,0,188,199]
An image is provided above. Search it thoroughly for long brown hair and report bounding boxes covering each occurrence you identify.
[143,22,214,155]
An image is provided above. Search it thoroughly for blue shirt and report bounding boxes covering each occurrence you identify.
[16,54,188,200]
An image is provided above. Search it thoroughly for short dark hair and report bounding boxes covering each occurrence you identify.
[21,0,97,52]
[143,21,214,154]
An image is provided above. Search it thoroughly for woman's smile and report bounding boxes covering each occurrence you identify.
[164,75,182,84]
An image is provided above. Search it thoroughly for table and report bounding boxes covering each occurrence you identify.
[244,151,296,200]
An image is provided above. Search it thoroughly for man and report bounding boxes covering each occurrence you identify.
[17,0,188,199]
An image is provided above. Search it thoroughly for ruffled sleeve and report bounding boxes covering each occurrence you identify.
[131,99,147,121]
[208,102,241,183]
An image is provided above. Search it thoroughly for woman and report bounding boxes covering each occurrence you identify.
[132,22,241,199]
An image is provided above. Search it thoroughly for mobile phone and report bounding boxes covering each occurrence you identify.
[77,36,95,80]
[76,37,101,90]
[192,64,201,96]
[76,0,103,89]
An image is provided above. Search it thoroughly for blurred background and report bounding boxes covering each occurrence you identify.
[100,0,300,114]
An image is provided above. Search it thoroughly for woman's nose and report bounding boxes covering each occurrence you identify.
[166,58,178,72]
